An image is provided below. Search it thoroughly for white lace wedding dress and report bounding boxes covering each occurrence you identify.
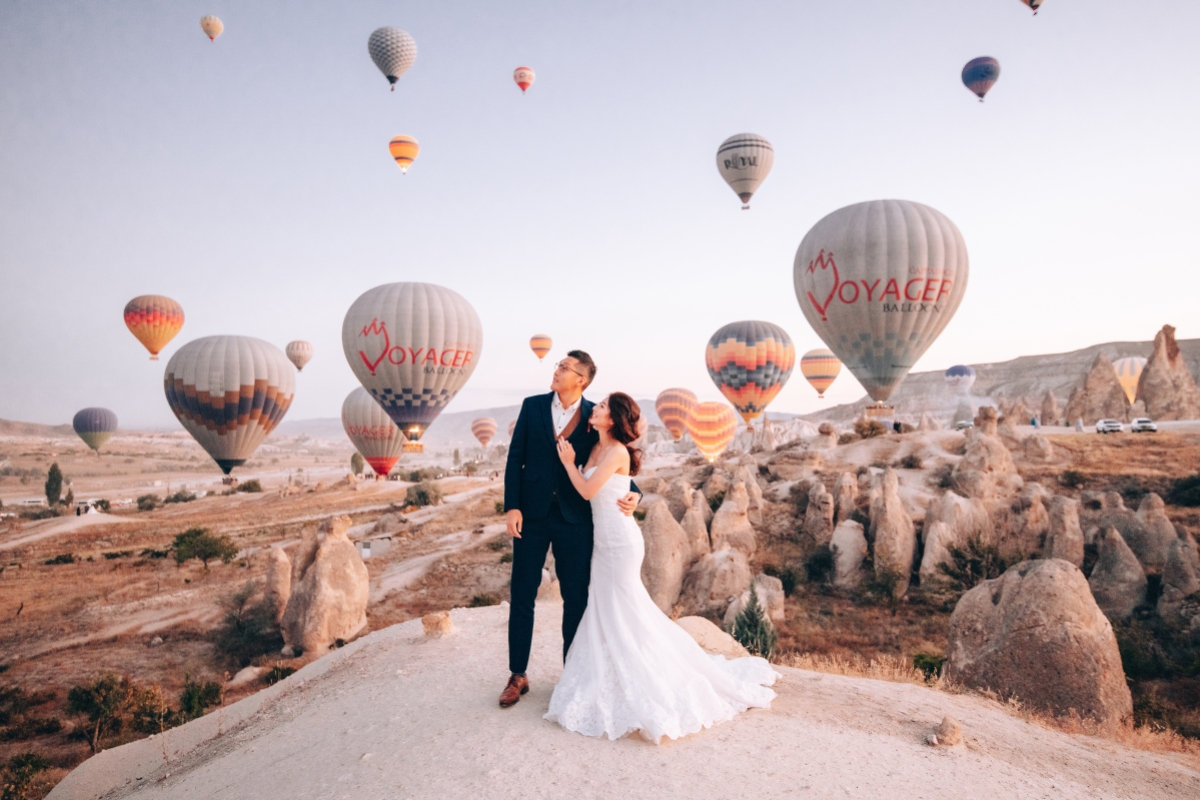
[544,469,778,743]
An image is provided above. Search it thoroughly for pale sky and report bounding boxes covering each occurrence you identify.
[1,1,1197,429]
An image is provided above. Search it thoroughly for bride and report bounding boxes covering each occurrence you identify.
[547,392,777,743]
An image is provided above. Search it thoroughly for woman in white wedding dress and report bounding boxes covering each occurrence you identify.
[545,393,777,744]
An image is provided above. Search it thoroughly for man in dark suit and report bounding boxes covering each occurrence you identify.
[499,350,639,708]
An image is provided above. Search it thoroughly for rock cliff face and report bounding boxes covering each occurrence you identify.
[1062,352,1130,425]
[1137,324,1200,420]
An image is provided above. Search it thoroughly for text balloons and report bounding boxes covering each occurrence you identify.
[962,57,1001,102]
[342,387,405,477]
[686,402,738,463]
[342,283,483,443]
[164,336,295,474]
[389,136,419,173]
[793,200,969,404]
[73,408,118,453]
[200,15,223,41]
[705,321,795,428]
[1113,356,1147,404]
[529,334,552,361]
[514,66,535,93]
[368,27,417,91]
[285,341,313,372]
[716,134,773,210]
[944,364,977,394]
[655,388,698,442]
[472,417,498,448]
[124,295,184,360]
[800,348,842,399]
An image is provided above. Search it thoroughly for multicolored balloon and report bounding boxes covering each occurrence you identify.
[686,402,738,463]
[716,133,774,210]
[1113,356,1147,404]
[124,295,185,360]
[285,341,313,372]
[388,136,419,173]
[342,283,483,443]
[705,321,795,428]
[472,417,498,448]
[962,57,1000,102]
[164,336,295,474]
[944,364,977,394]
[513,66,535,93]
[342,387,405,477]
[529,334,552,361]
[793,200,969,404]
[800,349,842,399]
[368,27,417,91]
[1019,0,1044,14]
[73,408,118,453]
[655,388,697,442]
[200,15,223,41]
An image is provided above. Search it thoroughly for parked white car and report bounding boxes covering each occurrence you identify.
[1095,419,1123,434]
[1130,417,1158,433]
[954,420,974,431]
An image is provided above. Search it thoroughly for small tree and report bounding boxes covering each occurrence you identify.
[453,449,460,467]
[405,479,443,508]
[178,674,222,721]
[130,684,179,735]
[67,673,133,753]
[729,584,777,660]
[1,752,53,800]
[174,528,239,570]
[350,452,364,476]
[44,464,62,506]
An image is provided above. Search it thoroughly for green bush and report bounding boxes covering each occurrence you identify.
[407,468,444,482]
[469,594,500,607]
[729,584,776,660]
[937,538,1014,592]
[211,582,283,667]
[0,716,61,742]
[1060,470,1087,489]
[129,684,180,735]
[804,545,835,585]
[163,490,196,505]
[92,498,111,513]
[494,501,505,515]
[67,673,133,753]
[350,452,364,476]
[896,453,923,470]
[136,494,161,512]
[101,551,132,560]
[486,538,509,552]
[178,675,222,721]
[499,552,513,564]
[236,480,262,494]
[708,491,725,513]
[761,564,799,596]
[632,509,646,522]
[43,553,75,566]
[405,479,442,508]
[264,666,296,685]
[44,463,62,507]
[173,528,238,569]
[913,653,945,681]
[853,419,888,439]
[1167,474,1200,507]
[1,751,53,800]
[139,548,169,559]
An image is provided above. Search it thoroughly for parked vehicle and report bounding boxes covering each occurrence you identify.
[1130,417,1158,433]
[1095,419,1123,434]
[954,420,974,431]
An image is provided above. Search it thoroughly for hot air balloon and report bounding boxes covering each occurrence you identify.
[388,136,419,173]
[800,349,842,399]
[705,321,795,429]
[124,295,185,360]
[285,341,313,372]
[342,283,483,444]
[200,15,223,41]
[513,66,535,93]
[793,200,969,405]
[472,417,498,448]
[507,419,517,438]
[1020,0,1044,14]
[944,365,977,394]
[655,388,697,442]
[342,387,405,477]
[529,334,552,361]
[164,336,295,474]
[73,408,118,453]
[368,27,417,91]
[686,402,738,463]
[716,133,773,210]
[1113,356,1147,404]
[962,57,1001,102]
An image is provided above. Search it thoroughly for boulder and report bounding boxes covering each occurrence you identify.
[973,405,998,436]
[1041,391,1062,428]
[1088,527,1147,619]
[735,465,764,525]
[372,512,406,535]
[918,413,940,432]
[723,572,786,627]
[1132,493,1179,572]
[814,422,839,449]
[918,521,956,585]
[639,499,690,612]
[869,468,916,597]
[1009,485,1050,558]
[830,520,867,589]
[945,559,1132,726]
[678,547,753,616]
[1158,537,1200,618]
[227,666,265,688]
[422,611,455,638]
[265,546,292,625]
[680,492,711,563]
[664,478,694,522]
[709,481,756,557]
[1095,499,1155,570]
[280,516,370,655]
[952,429,1022,501]
[702,470,730,502]
[925,490,993,547]
[1137,325,1200,420]
[1044,497,1085,568]
[768,448,823,481]
[1062,352,1130,425]
[1021,433,1055,462]
[833,472,858,525]
[803,480,835,547]
[675,616,750,659]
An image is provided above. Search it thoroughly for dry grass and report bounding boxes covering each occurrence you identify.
[777,651,939,687]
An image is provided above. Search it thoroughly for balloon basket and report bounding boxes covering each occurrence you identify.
[402,442,424,454]
[862,404,895,421]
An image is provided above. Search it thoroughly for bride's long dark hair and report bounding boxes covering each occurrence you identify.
[605,392,642,476]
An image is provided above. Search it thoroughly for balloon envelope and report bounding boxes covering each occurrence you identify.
[944,364,977,393]
[529,334,552,361]
[388,136,419,173]
[124,295,184,360]
[793,199,969,404]
[1020,0,1044,14]
[1113,356,1147,404]
[285,341,313,372]
[342,283,483,442]
[800,348,842,398]
[514,66,535,93]
[200,15,223,41]
[686,402,738,463]
[368,27,417,88]
[507,419,516,438]
[962,57,1001,101]
[342,387,405,477]
[164,336,295,474]
[471,418,498,448]
[705,321,795,427]
[716,133,773,209]
[73,407,118,453]
[655,388,697,442]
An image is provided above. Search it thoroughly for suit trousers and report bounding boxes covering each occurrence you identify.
[507,500,593,675]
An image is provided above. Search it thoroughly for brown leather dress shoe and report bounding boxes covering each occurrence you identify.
[499,674,529,708]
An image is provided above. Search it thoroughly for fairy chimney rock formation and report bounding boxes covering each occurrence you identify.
[723,572,786,627]
[639,499,690,613]
[709,481,756,557]
[1088,527,1147,620]
[1137,325,1200,420]
[831,520,868,589]
[1132,493,1180,572]
[1041,391,1062,427]
[973,405,999,436]
[833,472,858,525]
[680,492,712,563]
[679,547,753,616]
[265,547,292,625]
[803,480,836,547]
[869,468,916,597]
[1063,352,1130,425]
[1044,496,1085,568]
[280,516,370,655]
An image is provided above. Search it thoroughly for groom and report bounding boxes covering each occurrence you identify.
[499,350,639,708]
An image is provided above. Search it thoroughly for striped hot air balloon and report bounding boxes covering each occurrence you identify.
[200,15,223,41]
[471,417,498,448]
[513,66,535,93]
[285,341,313,371]
[686,402,738,463]
[388,136,419,173]
[1112,356,1147,404]
[962,57,1001,102]
[800,349,841,399]
[342,387,405,477]
[368,27,417,91]
[73,407,118,453]
[1020,0,1044,15]
[716,133,774,210]
[705,321,795,428]
[164,336,295,474]
[529,334,552,361]
[655,388,697,442]
[124,295,185,360]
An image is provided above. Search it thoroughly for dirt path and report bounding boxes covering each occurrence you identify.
[0,513,135,551]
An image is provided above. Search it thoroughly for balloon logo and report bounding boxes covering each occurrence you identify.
[705,321,795,429]
[655,388,698,442]
[472,417,498,448]
[73,408,118,453]
[342,387,405,477]
[800,349,841,399]
[716,133,774,210]
[514,66,535,93]
[389,136,419,173]
[368,27,417,91]
[124,295,184,360]
[529,334,552,361]
[962,57,1001,102]
[1112,357,1147,404]
[286,341,313,372]
[200,15,223,41]
[686,402,738,463]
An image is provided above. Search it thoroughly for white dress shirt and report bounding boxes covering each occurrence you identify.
[551,393,582,437]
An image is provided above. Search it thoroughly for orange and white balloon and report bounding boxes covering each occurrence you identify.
[389,136,419,173]
[472,417,498,448]
[200,15,223,41]
[124,295,184,360]
[686,402,738,463]
[529,334,552,361]
[513,66,535,93]
[655,388,697,442]
[800,348,841,398]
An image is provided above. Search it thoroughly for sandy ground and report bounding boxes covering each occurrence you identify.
[51,603,1200,800]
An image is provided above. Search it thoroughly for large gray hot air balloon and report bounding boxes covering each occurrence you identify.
[164,336,296,474]
[793,200,969,403]
[716,133,774,210]
[342,283,483,443]
[342,387,406,477]
[73,408,118,453]
[368,27,417,91]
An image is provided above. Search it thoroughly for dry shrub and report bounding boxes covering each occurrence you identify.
[778,651,938,688]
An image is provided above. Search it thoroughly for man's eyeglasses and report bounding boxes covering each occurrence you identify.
[554,360,585,378]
